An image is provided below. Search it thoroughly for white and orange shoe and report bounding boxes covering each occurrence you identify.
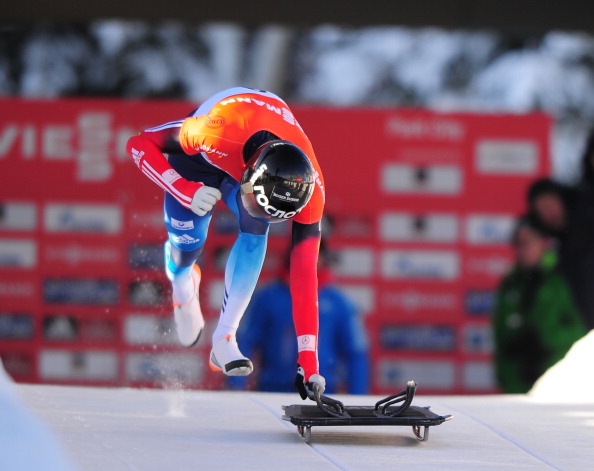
[173,265,204,347]
[209,334,253,376]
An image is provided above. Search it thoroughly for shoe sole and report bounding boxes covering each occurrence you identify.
[209,353,253,376]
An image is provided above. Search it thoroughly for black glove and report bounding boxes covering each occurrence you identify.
[294,365,326,400]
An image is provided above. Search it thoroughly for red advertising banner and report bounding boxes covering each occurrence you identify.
[0,98,550,393]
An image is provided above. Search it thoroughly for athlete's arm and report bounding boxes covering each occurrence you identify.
[290,220,322,382]
[125,122,205,210]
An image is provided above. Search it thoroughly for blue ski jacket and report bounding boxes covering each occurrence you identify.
[230,277,370,394]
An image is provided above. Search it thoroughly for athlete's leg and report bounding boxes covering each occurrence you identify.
[208,178,271,375]
[164,192,211,303]
[211,177,270,343]
[162,152,223,303]
[163,192,213,346]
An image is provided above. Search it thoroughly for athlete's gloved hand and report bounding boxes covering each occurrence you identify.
[191,185,222,216]
[295,365,326,400]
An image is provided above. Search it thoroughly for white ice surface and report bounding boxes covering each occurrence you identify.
[3,367,593,471]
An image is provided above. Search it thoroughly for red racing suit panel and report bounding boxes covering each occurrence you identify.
[126,122,203,210]
[290,229,322,380]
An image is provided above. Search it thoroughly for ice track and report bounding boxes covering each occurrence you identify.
[3,372,593,471]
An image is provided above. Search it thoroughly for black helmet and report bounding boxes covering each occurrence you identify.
[240,140,315,223]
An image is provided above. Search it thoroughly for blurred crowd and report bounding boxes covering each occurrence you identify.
[493,130,594,393]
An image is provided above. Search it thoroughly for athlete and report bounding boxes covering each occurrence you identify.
[125,87,326,399]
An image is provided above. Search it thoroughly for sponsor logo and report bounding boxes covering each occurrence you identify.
[79,318,118,342]
[253,185,303,219]
[271,191,300,203]
[77,112,115,181]
[463,361,496,391]
[128,280,166,306]
[466,255,511,278]
[130,209,164,232]
[0,240,37,268]
[161,169,182,185]
[131,147,144,167]
[170,234,200,245]
[466,214,515,245]
[43,279,119,305]
[381,250,459,280]
[197,143,229,158]
[124,315,177,346]
[205,114,226,129]
[382,290,458,312]
[331,215,373,239]
[462,324,493,354]
[333,248,374,278]
[42,316,79,341]
[219,96,302,129]
[0,202,37,231]
[381,164,462,195]
[0,111,148,182]
[128,244,164,269]
[297,335,316,352]
[0,313,34,340]
[314,170,325,202]
[44,203,122,234]
[171,218,195,231]
[0,281,35,298]
[336,284,375,315]
[476,140,538,175]
[379,212,458,243]
[397,146,463,163]
[380,324,456,352]
[384,116,465,142]
[249,163,268,184]
[464,289,496,316]
[44,243,120,267]
[125,352,203,383]
[378,359,456,390]
[39,350,118,381]
[43,317,117,343]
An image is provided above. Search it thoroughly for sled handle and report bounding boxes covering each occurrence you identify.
[312,384,348,418]
[374,380,417,417]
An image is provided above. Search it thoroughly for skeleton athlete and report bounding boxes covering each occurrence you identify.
[126,87,326,398]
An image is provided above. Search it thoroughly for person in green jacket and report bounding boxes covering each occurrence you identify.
[493,213,586,393]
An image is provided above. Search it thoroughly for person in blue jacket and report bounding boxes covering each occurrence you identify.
[229,239,370,394]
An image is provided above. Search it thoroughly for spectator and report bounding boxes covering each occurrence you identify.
[526,177,594,329]
[230,240,370,394]
[493,214,586,393]
[526,177,572,240]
